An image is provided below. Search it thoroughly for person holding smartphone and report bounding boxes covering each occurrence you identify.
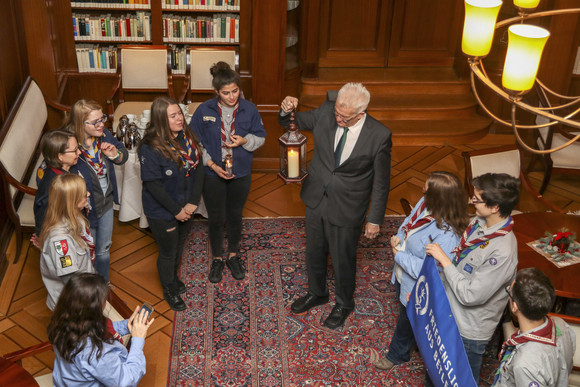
[189,61,266,284]
[48,273,154,386]
[138,96,204,311]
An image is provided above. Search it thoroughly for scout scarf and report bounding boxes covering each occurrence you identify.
[452,216,514,266]
[169,132,199,174]
[400,199,434,239]
[217,102,239,148]
[81,137,104,176]
[492,317,557,386]
[105,318,124,345]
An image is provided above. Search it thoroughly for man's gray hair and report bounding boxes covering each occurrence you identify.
[336,82,371,114]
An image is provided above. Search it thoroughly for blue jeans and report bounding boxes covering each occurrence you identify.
[90,207,114,283]
[424,336,488,386]
[385,280,416,364]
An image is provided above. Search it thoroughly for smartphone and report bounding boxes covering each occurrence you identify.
[139,302,154,319]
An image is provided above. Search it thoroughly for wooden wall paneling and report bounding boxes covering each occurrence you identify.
[0,0,28,126]
[251,0,286,105]
[46,0,77,75]
[238,0,253,99]
[300,0,321,78]
[16,0,59,100]
[388,0,463,67]
[317,0,391,68]
[251,111,286,171]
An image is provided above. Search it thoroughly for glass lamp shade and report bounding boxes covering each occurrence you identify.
[513,0,541,10]
[462,0,503,57]
[502,24,550,94]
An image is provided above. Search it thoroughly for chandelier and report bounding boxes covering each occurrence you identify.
[462,0,580,154]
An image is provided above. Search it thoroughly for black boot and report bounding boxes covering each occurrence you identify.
[175,278,186,294]
[163,287,186,311]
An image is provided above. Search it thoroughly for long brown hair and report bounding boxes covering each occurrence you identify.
[64,99,103,146]
[48,273,111,362]
[41,130,76,169]
[424,171,469,236]
[138,96,201,168]
[39,174,89,248]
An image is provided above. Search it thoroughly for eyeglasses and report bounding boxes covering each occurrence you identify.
[62,145,81,154]
[334,108,361,125]
[505,285,513,301]
[84,115,108,126]
[470,194,485,204]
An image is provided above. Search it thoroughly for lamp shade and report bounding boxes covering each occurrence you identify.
[513,0,541,10]
[462,0,503,57]
[502,24,550,94]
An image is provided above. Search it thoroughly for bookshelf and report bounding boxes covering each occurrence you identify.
[69,0,240,74]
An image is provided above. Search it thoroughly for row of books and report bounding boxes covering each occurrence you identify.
[162,0,240,11]
[75,44,201,74]
[76,45,118,73]
[162,14,239,43]
[71,0,150,8]
[73,12,151,41]
[573,47,580,75]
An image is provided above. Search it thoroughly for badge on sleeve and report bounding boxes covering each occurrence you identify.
[54,240,69,256]
[479,241,489,249]
[165,169,173,176]
[463,263,473,274]
[203,116,216,122]
[60,255,72,268]
[37,167,44,180]
[489,257,498,265]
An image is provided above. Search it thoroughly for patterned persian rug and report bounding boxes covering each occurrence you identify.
[168,217,499,386]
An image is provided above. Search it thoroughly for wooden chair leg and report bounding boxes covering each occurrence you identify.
[12,226,23,265]
[539,160,554,195]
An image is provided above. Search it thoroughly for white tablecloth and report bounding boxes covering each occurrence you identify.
[114,151,207,228]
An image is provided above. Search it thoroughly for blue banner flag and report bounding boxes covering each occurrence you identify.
[407,257,477,387]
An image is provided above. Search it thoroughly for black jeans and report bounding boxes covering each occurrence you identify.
[148,216,193,291]
[203,174,251,258]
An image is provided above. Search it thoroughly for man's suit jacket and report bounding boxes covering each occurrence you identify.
[279,94,391,228]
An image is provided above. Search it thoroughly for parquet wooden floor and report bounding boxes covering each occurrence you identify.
[1,133,579,386]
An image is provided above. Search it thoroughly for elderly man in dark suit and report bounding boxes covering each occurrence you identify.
[279,82,392,329]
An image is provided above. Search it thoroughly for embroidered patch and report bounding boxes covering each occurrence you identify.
[479,241,489,249]
[54,240,69,256]
[37,167,44,180]
[489,257,498,265]
[463,263,473,274]
[60,255,72,268]
[203,116,216,122]
[529,382,539,387]
[165,169,173,176]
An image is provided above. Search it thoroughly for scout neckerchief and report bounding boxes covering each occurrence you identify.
[217,102,239,148]
[105,318,124,345]
[49,166,65,175]
[80,226,95,264]
[81,137,104,176]
[451,216,513,266]
[169,132,199,176]
[492,317,557,386]
[400,199,434,240]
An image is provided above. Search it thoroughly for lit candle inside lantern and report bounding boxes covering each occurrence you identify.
[287,148,299,178]
[225,154,233,177]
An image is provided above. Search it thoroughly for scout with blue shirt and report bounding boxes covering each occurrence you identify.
[426,172,521,384]
[189,61,266,284]
[138,96,204,311]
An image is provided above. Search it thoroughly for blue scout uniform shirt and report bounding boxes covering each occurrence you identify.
[189,97,266,178]
[139,131,203,221]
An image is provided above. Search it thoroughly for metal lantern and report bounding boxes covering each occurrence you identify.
[278,112,308,183]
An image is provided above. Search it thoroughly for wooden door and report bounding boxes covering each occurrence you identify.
[318,0,393,68]
[387,0,463,67]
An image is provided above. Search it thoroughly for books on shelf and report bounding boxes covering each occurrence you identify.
[71,0,150,9]
[161,0,240,11]
[73,11,151,41]
[170,45,187,74]
[76,44,118,73]
[162,13,239,43]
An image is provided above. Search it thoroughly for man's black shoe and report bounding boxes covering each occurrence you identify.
[176,278,186,294]
[290,293,329,314]
[163,289,187,311]
[323,305,353,329]
[226,255,245,280]
[208,259,225,283]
